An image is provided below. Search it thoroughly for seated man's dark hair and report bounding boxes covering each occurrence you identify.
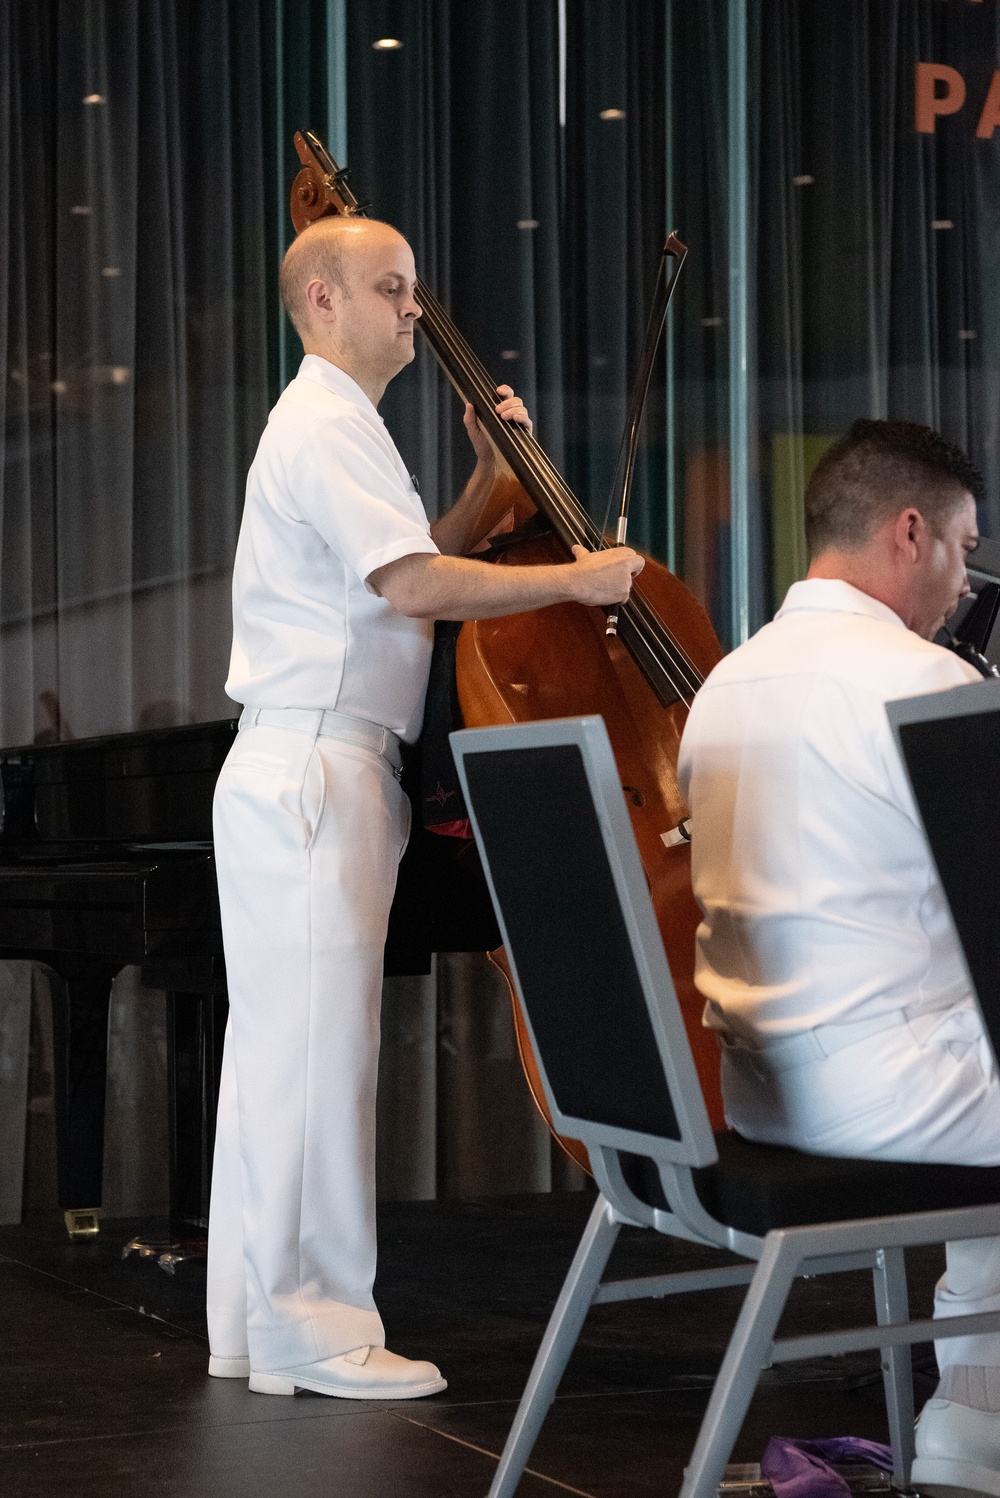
[804,419,983,555]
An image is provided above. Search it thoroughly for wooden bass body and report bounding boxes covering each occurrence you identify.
[456,488,726,1169]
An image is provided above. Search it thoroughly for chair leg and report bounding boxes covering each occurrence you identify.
[488,1194,621,1498]
[873,1246,915,1482]
[679,1234,797,1498]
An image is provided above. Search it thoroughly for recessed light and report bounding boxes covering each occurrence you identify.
[932,219,954,230]
[83,93,105,105]
[599,108,626,121]
[372,38,402,51]
[101,266,121,278]
[501,350,520,361]
[70,205,92,216]
[959,329,977,340]
[701,316,724,328]
[792,174,814,186]
[516,219,539,230]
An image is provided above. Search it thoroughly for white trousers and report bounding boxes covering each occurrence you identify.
[207,709,409,1372]
[721,999,1000,1369]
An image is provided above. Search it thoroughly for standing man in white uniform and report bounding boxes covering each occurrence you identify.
[207,215,643,1401]
[678,420,1000,1495]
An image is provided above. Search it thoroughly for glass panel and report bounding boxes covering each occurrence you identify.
[0,0,353,746]
[1,1,275,744]
[668,0,738,643]
[750,0,1000,619]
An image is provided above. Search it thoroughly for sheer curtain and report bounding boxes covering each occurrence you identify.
[1,0,271,747]
[345,0,566,523]
[346,0,686,548]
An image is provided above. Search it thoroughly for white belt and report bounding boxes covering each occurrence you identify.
[721,1000,966,1074]
[238,706,404,776]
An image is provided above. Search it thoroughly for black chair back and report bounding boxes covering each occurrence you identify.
[450,715,716,1169]
[889,680,1000,1070]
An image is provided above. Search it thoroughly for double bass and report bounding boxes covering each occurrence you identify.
[289,131,726,1163]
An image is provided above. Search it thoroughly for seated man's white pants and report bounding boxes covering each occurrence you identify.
[720,1001,1000,1370]
[207,715,409,1372]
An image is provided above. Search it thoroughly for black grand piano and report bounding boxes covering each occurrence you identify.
[0,720,499,1237]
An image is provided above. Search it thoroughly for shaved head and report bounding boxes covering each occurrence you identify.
[279,217,409,337]
[279,215,420,405]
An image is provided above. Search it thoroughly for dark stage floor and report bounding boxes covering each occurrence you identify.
[1,1192,943,1496]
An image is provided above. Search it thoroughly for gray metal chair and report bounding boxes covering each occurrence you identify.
[449,713,1000,1498]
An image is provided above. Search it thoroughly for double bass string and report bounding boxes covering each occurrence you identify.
[431,285,703,702]
[417,281,705,704]
[417,282,600,544]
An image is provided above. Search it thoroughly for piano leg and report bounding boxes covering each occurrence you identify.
[47,957,117,1238]
[167,991,228,1237]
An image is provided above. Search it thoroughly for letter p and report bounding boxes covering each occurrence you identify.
[915,63,966,134]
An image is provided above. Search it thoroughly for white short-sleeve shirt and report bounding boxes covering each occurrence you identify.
[225,355,440,741]
[677,578,982,1042]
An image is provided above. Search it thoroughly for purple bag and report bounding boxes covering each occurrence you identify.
[760,1437,893,1498]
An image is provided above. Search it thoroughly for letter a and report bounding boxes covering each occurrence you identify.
[915,62,966,134]
[977,71,1000,139]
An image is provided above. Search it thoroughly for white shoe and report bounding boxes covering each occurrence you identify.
[208,1353,251,1379]
[249,1345,447,1400]
[912,1398,1000,1496]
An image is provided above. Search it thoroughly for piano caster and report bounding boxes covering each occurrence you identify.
[63,1208,102,1240]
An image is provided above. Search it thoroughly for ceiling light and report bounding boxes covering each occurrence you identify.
[70,205,92,216]
[792,174,814,186]
[372,38,402,51]
[83,93,105,105]
[101,266,121,278]
[516,219,539,230]
[932,219,954,230]
[501,350,520,361]
[599,108,626,121]
[959,329,977,340]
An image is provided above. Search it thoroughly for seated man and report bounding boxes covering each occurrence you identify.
[678,419,1000,1496]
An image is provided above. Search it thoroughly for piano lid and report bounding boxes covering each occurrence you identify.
[0,719,238,844]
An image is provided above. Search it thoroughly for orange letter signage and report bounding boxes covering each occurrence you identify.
[915,62,966,134]
[977,71,1000,139]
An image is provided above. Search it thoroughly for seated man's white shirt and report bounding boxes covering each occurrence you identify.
[678,576,1000,1376]
[678,578,981,1046]
[225,353,439,741]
